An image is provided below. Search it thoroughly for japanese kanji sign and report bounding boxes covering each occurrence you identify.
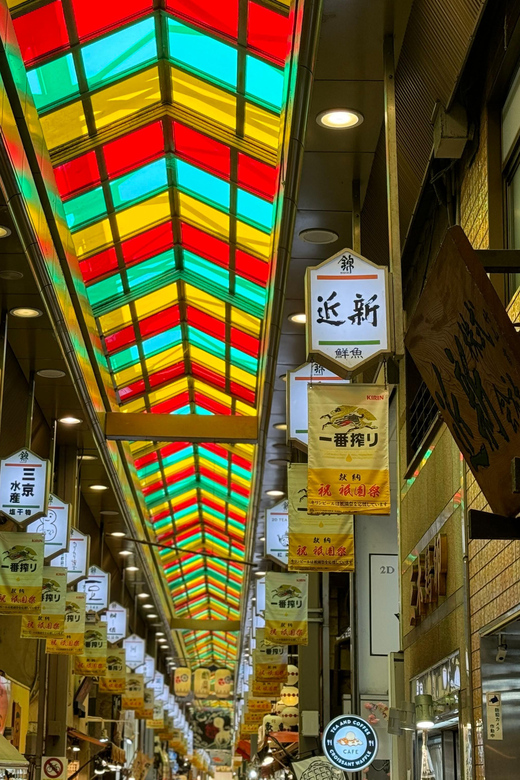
[406,226,520,517]
[214,668,233,698]
[122,673,145,710]
[46,592,86,655]
[287,362,348,450]
[0,449,51,524]
[75,621,108,675]
[0,531,44,613]
[77,565,109,612]
[307,384,390,515]
[99,648,126,693]
[135,686,155,719]
[174,667,191,697]
[55,528,90,586]
[27,495,71,562]
[105,601,127,643]
[146,700,164,730]
[486,693,503,741]
[194,668,211,698]
[265,571,308,645]
[288,464,354,570]
[20,565,67,638]
[250,678,281,698]
[265,500,288,566]
[305,248,391,378]
[135,653,155,683]
[123,634,146,669]
[253,629,287,682]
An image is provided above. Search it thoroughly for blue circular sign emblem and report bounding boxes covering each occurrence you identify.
[322,715,378,772]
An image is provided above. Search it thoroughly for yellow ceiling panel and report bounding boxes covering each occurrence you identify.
[116,192,171,240]
[185,285,225,321]
[244,103,281,150]
[134,282,178,320]
[148,377,188,407]
[145,343,183,374]
[231,308,261,337]
[230,364,256,389]
[113,362,144,389]
[178,192,229,240]
[190,348,225,378]
[91,67,162,131]
[235,400,257,416]
[236,220,272,259]
[122,397,146,414]
[171,67,236,131]
[39,101,89,151]
[98,305,132,335]
[72,219,113,258]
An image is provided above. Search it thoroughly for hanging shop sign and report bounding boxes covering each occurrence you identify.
[214,669,233,699]
[55,528,90,586]
[46,592,86,654]
[265,500,288,566]
[253,629,287,682]
[322,714,378,772]
[305,248,391,379]
[410,534,447,627]
[122,673,145,711]
[194,668,211,698]
[123,634,146,669]
[287,362,349,451]
[288,464,354,571]
[152,671,165,700]
[21,566,67,637]
[135,687,155,719]
[77,565,109,612]
[265,571,308,646]
[0,531,44,613]
[0,449,51,524]
[136,653,155,684]
[405,226,520,517]
[146,700,165,730]
[174,667,191,697]
[307,384,390,515]
[105,601,127,643]
[247,698,272,713]
[27,495,71,562]
[255,576,265,617]
[75,621,108,675]
[99,648,126,693]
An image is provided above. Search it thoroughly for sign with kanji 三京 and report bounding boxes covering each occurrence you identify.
[77,565,109,612]
[104,601,127,643]
[99,648,126,693]
[265,500,288,566]
[75,621,108,675]
[306,249,391,378]
[307,384,390,515]
[0,531,44,613]
[265,571,308,646]
[123,634,145,669]
[406,226,520,518]
[27,495,71,562]
[20,566,67,637]
[287,362,349,451]
[46,592,86,655]
[55,528,90,586]
[0,449,51,524]
[288,464,354,570]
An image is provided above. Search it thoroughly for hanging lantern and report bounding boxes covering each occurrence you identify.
[274,700,285,716]
[280,707,299,731]
[193,668,211,698]
[174,667,191,697]
[287,664,299,686]
[214,668,233,698]
[263,713,283,735]
[280,685,299,706]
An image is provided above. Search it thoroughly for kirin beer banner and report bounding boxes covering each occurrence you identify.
[20,566,67,637]
[46,592,86,654]
[0,532,44,613]
[75,621,108,675]
[135,687,155,719]
[253,629,287,682]
[265,571,308,646]
[99,648,126,693]
[288,464,354,571]
[122,673,145,710]
[307,384,390,515]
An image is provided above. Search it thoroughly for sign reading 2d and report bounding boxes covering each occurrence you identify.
[305,249,391,378]
[322,715,378,772]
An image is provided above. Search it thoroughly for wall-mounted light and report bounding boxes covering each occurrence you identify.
[415,694,434,730]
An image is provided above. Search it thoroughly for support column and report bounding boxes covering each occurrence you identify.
[298,573,321,754]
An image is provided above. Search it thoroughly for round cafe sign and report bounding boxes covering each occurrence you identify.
[322,714,378,772]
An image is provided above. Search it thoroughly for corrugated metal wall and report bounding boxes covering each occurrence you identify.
[361,0,487,264]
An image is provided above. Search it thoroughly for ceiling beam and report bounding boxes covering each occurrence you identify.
[105,413,258,443]
[170,618,241,631]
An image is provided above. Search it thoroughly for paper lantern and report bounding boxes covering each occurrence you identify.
[194,668,211,698]
[280,685,299,706]
[274,700,285,715]
[214,668,233,698]
[263,713,283,734]
[280,707,299,730]
[174,667,191,697]
[287,664,298,685]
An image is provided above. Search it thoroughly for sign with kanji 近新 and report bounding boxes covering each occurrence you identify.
[0,449,51,524]
[305,248,391,378]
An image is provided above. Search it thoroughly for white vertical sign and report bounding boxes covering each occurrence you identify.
[123,634,145,669]
[369,554,399,656]
[136,653,155,683]
[287,362,348,450]
[105,601,127,643]
[0,448,50,524]
[27,494,71,561]
[486,693,503,741]
[265,499,288,566]
[55,528,90,585]
[77,565,109,612]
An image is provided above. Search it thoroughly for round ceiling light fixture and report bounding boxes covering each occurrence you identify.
[0,226,11,238]
[0,270,23,280]
[111,531,125,538]
[126,565,139,572]
[37,368,66,379]
[10,307,42,319]
[316,108,364,129]
[58,416,82,425]
[299,228,339,245]
[99,509,117,515]
[268,458,291,466]
[288,312,306,324]
[118,550,132,557]
[147,613,158,619]
[90,484,108,491]
[273,422,287,431]
[266,489,285,498]
[142,602,154,608]
[137,592,149,599]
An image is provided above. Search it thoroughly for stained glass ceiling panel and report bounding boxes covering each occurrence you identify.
[11,0,301,666]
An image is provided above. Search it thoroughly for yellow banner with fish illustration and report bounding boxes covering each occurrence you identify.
[99,648,126,692]
[288,464,354,571]
[307,385,390,515]
[122,673,145,710]
[46,592,86,654]
[264,572,308,646]
[75,622,107,675]
[0,532,44,613]
[21,566,67,637]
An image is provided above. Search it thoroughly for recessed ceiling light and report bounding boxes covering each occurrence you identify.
[266,489,284,497]
[147,613,158,619]
[0,270,23,280]
[100,510,118,515]
[111,531,125,538]
[156,632,165,637]
[0,226,11,238]
[59,416,83,425]
[10,306,43,318]
[259,537,265,542]
[90,484,108,491]
[299,228,339,244]
[268,458,291,466]
[255,571,266,577]
[126,565,139,572]
[142,603,154,608]
[273,422,287,431]
[316,109,364,129]
[78,455,97,462]
[37,368,66,378]
[288,312,306,324]
[137,592,149,599]
[279,374,287,382]
[119,550,132,557]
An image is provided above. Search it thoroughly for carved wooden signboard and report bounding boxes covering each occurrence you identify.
[406,227,520,518]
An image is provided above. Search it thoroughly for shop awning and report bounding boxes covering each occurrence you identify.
[0,734,29,767]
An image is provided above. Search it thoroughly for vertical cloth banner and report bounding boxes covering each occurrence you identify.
[122,673,145,710]
[288,464,354,571]
[307,384,390,514]
[265,572,308,645]
[46,592,86,654]
[253,629,287,682]
[0,532,44,613]
[20,566,67,637]
[75,622,108,675]
[99,648,126,692]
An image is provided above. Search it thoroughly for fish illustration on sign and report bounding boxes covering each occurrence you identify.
[321,405,377,431]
